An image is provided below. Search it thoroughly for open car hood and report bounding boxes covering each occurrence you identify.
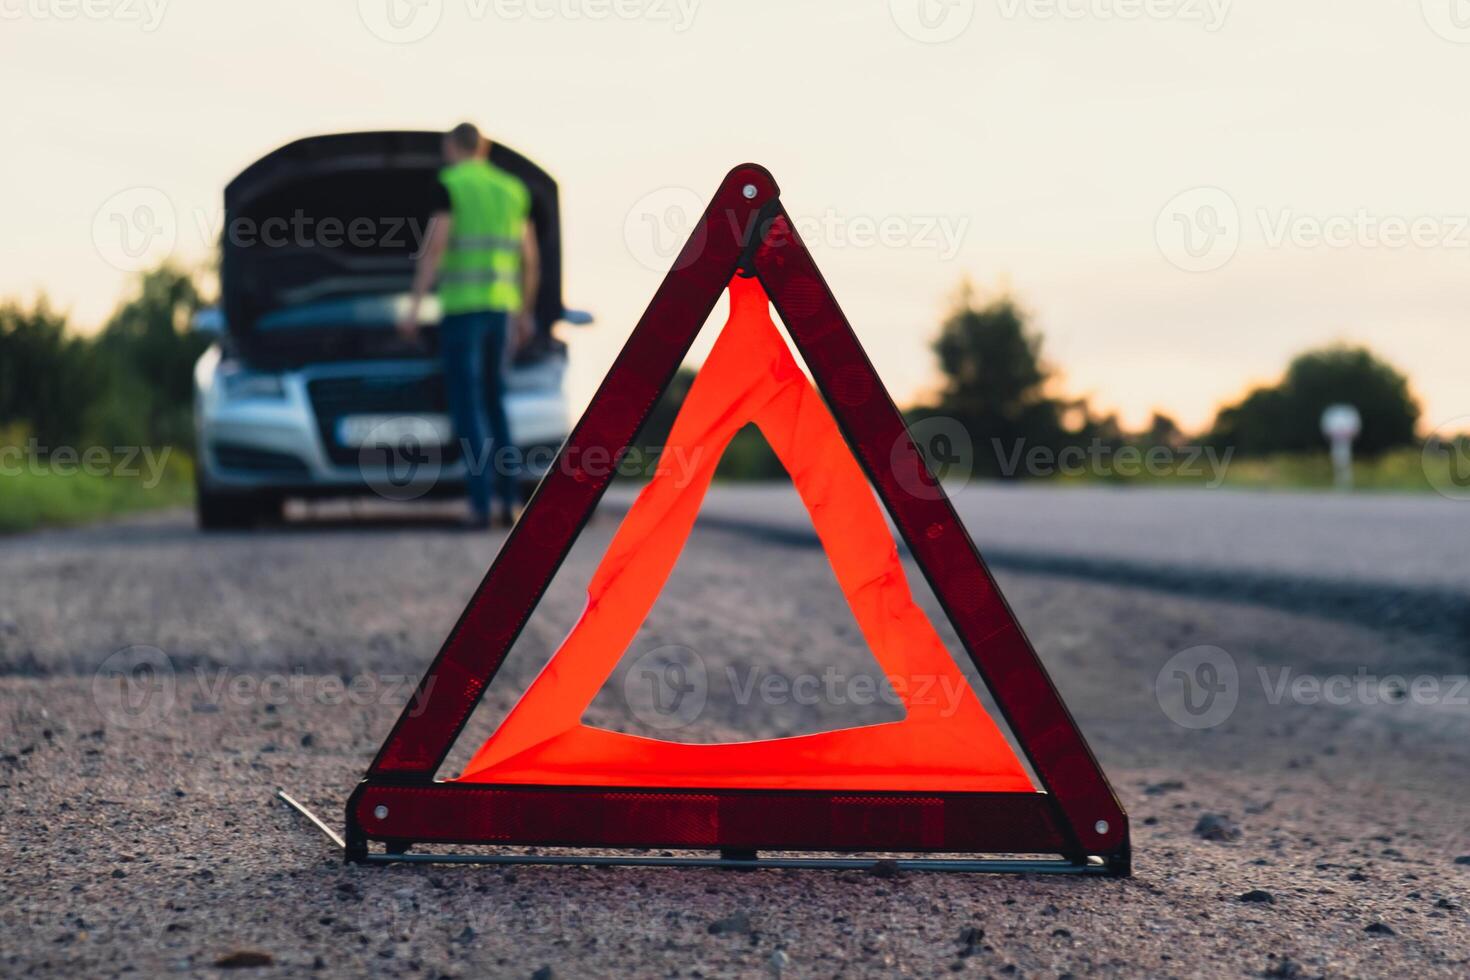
[221,131,564,359]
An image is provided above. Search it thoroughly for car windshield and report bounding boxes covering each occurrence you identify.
[256,294,441,331]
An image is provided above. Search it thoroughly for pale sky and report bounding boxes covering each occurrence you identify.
[3,1,1468,433]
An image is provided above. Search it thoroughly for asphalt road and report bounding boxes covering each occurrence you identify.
[2,485,1468,978]
[642,483,1470,590]
[608,483,1470,647]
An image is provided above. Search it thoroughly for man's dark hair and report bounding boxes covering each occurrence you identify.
[447,122,482,154]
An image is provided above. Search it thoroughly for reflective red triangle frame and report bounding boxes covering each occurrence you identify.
[346,164,1130,874]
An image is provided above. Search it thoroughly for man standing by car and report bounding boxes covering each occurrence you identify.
[399,122,538,527]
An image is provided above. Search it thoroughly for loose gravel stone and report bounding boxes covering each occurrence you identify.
[214,950,274,968]
[867,859,902,879]
[708,912,752,936]
[1195,813,1243,842]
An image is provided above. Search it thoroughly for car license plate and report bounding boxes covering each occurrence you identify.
[337,413,453,448]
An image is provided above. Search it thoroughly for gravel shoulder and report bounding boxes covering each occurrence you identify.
[1,498,1467,978]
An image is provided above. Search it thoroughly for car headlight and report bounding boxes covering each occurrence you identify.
[221,370,286,400]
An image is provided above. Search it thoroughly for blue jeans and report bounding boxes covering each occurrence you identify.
[439,311,517,517]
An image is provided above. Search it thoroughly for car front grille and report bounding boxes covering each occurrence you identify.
[211,442,311,477]
[306,373,458,466]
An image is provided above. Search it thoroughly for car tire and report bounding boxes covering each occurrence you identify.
[254,494,285,525]
[195,479,264,531]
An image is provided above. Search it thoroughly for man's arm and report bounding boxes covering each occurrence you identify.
[514,222,540,349]
[398,211,451,340]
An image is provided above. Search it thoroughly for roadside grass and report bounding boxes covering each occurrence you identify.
[1215,448,1443,492]
[1058,447,1447,493]
[0,450,193,533]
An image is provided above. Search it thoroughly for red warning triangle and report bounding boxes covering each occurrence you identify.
[457,275,1031,793]
[347,165,1128,873]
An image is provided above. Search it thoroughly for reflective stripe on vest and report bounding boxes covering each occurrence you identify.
[438,268,517,286]
[450,233,522,251]
[437,160,530,315]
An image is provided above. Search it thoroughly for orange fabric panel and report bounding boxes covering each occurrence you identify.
[455,276,1032,792]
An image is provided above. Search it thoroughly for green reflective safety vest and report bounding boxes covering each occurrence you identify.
[436,159,531,316]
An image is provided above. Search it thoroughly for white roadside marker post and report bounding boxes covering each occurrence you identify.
[1320,403,1361,491]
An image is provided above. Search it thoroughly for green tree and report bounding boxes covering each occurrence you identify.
[90,264,211,446]
[1,263,211,451]
[1144,412,1184,449]
[1209,344,1419,457]
[0,297,102,447]
[927,286,1069,476]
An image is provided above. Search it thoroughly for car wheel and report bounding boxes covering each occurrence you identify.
[195,480,262,531]
[253,494,285,525]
